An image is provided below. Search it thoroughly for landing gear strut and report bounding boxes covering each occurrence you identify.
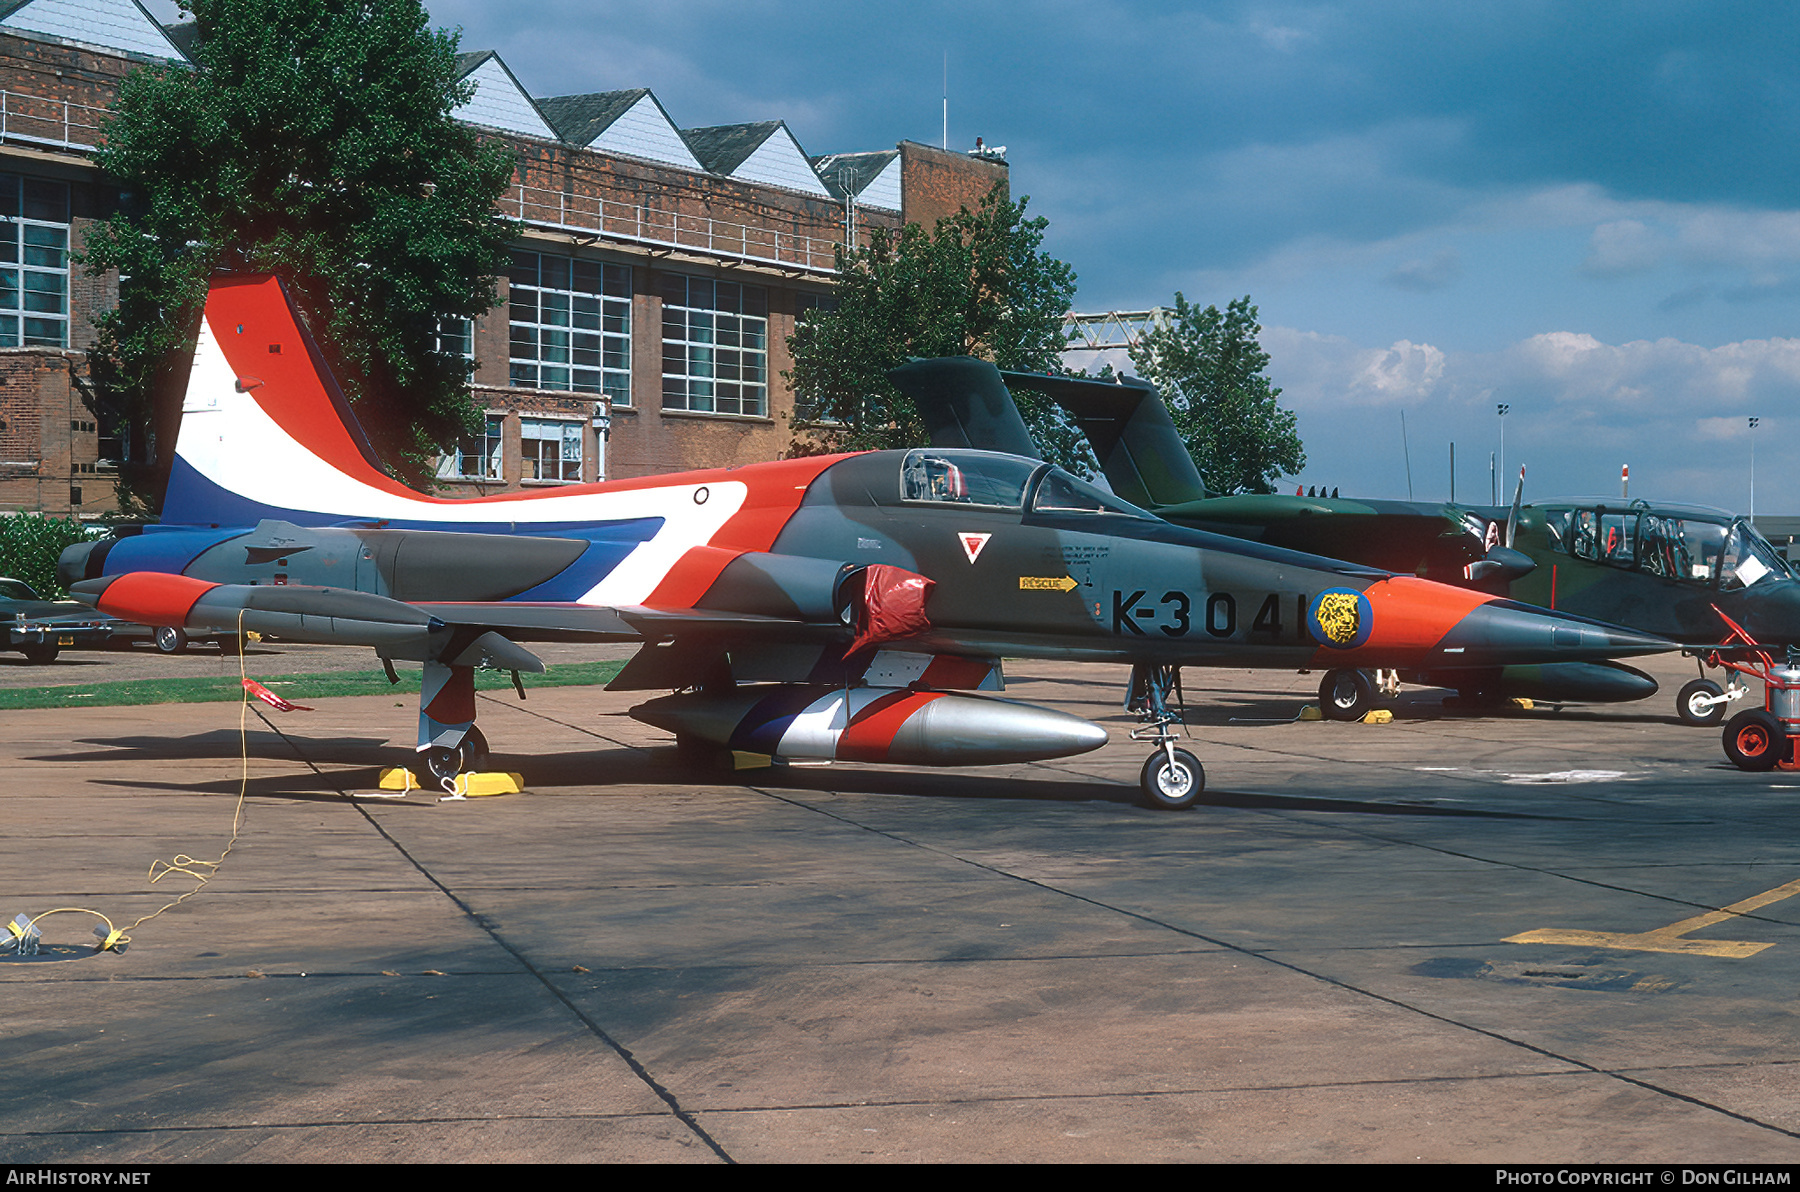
[421,725,490,786]
[1127,663,1204,810]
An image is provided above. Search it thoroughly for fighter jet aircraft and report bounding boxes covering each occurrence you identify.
[905,359,1796,725]
[59,275,1672,808]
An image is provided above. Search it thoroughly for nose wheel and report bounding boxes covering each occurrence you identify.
[1676,678,1727,726]
[1139,745,1204,810]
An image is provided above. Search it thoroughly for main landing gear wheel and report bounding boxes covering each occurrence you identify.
[422,726,491,785]
[154,626,189,654]
[1139,747,1204,810]
[1319,669,1376,721]
[1677,679,1725,727]
[1723,709,1785,772]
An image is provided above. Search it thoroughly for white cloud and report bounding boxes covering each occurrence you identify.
[1260,328,1446,412]
[1676,208,1800,270]
[1267,324,1800,508]
[1354,339,1446,400]
[1582,219,1667,277]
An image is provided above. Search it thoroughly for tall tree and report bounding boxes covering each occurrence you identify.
[81,0,519,502]
[1127,294,1305,494]
[786,185,1085,467]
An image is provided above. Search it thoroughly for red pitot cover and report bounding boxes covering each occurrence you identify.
[242,678,313,712]
[846,564,935,657]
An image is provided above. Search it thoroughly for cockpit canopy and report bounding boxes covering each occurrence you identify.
[1542,502,1792,590]
[895,449,1151,518]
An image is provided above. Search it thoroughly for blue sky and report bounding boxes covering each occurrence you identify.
[157,1,1800,512]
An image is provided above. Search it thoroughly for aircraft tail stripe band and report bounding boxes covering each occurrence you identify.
[203,275,405,494]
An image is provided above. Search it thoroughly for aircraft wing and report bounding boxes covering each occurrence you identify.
[1157,493,1484,577]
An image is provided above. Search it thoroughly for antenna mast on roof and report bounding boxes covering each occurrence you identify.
[943,52,948,149]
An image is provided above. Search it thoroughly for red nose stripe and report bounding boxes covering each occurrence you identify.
[837,691,944,762]
[94,572,219,627]
[1310,575,1491,666]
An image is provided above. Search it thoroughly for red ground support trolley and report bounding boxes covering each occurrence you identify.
[1696,607,1800,771]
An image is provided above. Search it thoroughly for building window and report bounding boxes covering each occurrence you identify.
[521,417,582,482]
[660,274,767,417]
[508,251,631,404]
[436,316,473,362]
[0,174,69,348]
[437,414,504,481]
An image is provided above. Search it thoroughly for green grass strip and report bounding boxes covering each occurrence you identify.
[0,659,626,710]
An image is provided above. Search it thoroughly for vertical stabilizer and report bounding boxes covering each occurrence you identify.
[162,275,413,526]
[1000,370,1208,508]
[890,357,1043,460]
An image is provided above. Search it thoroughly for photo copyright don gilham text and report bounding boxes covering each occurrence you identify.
[1495,1173,1791,1187]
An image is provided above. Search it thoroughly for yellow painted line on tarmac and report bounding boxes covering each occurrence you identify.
[1505,875,1800,959]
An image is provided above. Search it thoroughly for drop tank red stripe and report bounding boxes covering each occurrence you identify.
[836,690,944,762]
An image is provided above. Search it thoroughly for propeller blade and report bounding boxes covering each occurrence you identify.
[1505,465,1525,549]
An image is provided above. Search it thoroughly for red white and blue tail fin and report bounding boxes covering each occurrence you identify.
[162,274,426,526]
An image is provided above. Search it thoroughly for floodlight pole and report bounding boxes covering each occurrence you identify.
[1401,410,1413,500]
[1750,416,1761,522]
[1496,403,1509,497]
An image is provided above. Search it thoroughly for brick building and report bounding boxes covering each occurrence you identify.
[0,0,1007,515]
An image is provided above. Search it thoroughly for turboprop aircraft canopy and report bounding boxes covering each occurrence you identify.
[1541,503,1792,590]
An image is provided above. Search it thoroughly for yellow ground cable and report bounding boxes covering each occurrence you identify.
[17,907,124,952]
[119,612,256,943]
[8,616,255,956]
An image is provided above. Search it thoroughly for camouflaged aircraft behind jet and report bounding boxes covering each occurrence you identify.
[905,357,1798,727]
[57,276,1673,808]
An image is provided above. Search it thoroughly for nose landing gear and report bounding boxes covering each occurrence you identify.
[1127,663,1204,809]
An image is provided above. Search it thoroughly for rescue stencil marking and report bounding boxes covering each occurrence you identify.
[1019,576,1078,591]
[960,533,992,564]
[1505,875,1800,959]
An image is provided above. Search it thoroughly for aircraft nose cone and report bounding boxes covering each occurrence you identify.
[1735,580,1800,647]
[1432,601,1673,666]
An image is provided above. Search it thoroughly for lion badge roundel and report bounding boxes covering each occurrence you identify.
[1307,588,1373,649]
